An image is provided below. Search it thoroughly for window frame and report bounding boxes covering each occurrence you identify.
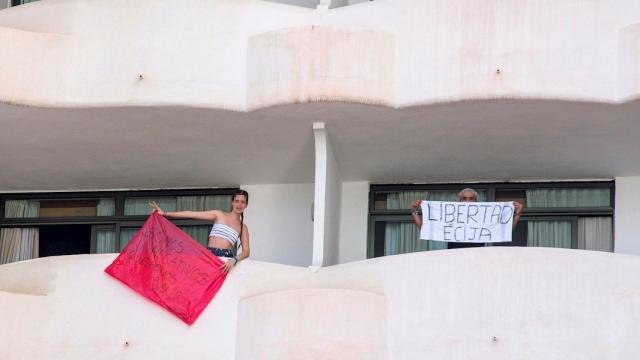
[368,181,614,258]
[0,188,237,254]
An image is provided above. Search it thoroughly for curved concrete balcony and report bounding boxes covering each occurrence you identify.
[2,0,640,193]
[1,247,639,359]
[1,0,640,109]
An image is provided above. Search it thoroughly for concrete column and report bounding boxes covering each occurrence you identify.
[311,122,342,267]
[614,177,640,255]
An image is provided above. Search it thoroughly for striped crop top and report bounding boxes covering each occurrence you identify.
[209,223,240,245]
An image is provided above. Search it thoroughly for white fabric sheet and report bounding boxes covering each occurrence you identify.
[420,201,514,243]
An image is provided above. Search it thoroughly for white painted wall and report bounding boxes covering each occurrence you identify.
[2,248,640,359]
[240,183,314,267]
[0,1,8,11]
[236,288,387,359]
[3,0,640,108]
[339,181,369,263]
[618,24,640,101]
[614,177,640,256]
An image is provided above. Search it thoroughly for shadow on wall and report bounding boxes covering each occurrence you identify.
[262,0,320,8]
[261,0,371,9]
[236,289,388,359]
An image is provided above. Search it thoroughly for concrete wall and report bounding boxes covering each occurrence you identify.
[1,248,639,359]
[339,181,369,263]
[618,24,640,101]
[3,0,640,108]
[240,183,314,267]
[614,177,640,255]
[246,25,394,110]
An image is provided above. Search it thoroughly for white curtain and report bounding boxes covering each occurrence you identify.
[124,197,177,216]
[578,217,612,252]
[95,228,117,253]
[386,190,487,209]
[180,226,209,247]
[177,196,205,211]
[176,195,231,212]
[125,195,231,215]
[205,195,232,211]
[527,220,572,248]
[526,188,610,207]
[384,222,447,255]
[1,200,40,264]
[0,228,39,264]
[96,199,115,216]
[4,200,39,218]
[392,191,432,209]
[119,228,139,251]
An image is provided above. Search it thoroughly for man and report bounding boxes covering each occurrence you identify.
[410,188,523,230]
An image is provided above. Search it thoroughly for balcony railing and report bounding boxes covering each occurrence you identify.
[1,0,374,12]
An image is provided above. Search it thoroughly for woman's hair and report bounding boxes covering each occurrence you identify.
[232,189,249,205]
[231,189,249,255]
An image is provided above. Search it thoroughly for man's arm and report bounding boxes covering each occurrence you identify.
[512,201,523,229]
[411,200,422,229]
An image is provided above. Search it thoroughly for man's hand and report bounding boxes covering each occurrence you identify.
[513,201,523,216]
[411,200,422,212]
[411,199,423,229]
[512,201,524,229]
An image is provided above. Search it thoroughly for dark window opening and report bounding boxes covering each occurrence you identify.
[39,225,92,257]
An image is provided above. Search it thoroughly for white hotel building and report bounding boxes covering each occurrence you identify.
[1,0,639,359]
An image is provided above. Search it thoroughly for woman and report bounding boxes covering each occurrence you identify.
[149,189,250,273]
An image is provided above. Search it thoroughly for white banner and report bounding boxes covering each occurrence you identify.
[420,201,514,243]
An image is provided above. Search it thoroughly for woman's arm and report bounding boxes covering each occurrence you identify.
[237,224,250,262]
[149,201,219,222]
[221,224,249,273]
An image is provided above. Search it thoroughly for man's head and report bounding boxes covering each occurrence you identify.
[458,188,478,202]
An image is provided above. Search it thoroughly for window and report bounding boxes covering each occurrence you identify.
[11,0,39,6]
[368,182,614,258]
[0,189,236,264]
[4,198,115,218]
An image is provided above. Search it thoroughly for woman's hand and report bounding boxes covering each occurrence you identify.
[220,258,236,273]
[149,201,165,215]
